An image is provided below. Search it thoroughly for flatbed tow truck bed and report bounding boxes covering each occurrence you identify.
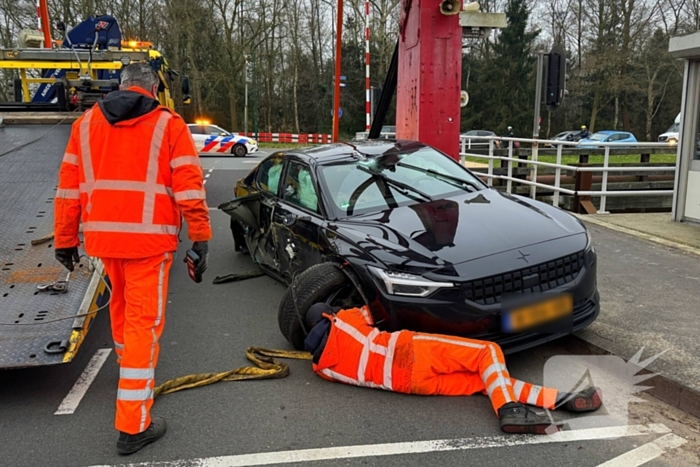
[0,122,108,369]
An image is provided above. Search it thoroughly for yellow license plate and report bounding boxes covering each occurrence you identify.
[502,294,573,332]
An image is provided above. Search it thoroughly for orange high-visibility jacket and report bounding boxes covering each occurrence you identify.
[312,307,415,393]
[54,88,211,258]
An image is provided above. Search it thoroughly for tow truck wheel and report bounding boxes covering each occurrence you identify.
[232,143,247,157]
[278,262,358,350]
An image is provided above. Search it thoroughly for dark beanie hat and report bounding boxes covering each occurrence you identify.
[305,302,333,328]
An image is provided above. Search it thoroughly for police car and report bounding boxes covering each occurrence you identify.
[187,123,258,157]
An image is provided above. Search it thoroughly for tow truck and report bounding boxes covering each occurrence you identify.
[0,6,189,369]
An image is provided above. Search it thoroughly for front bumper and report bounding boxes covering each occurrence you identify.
[247,143,258,154]
[361,250,599,354]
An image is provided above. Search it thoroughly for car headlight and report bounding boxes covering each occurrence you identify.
[369,266,454,297]
[585,229,592,250]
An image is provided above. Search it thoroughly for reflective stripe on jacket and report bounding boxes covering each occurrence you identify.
[312,307,414,393]
[55,87,211,257]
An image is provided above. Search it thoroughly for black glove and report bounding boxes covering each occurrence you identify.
[191,241,208,276]
[55,247,80,272]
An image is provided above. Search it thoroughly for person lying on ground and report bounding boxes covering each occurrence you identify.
[303,303,602,435]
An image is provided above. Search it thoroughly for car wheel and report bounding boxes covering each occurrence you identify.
[232,143,247,157]
[278,262,358,350]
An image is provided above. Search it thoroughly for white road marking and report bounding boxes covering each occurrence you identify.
[55,349,112,415]
[208,168,214,173]
[596,433,687,467]
[88,424,670,467]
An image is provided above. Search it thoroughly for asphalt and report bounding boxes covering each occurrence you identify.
[575,213,700,417]
[0,145,699,466]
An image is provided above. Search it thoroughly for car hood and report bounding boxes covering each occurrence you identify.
[328,189,586,272]
[578,138,603,144]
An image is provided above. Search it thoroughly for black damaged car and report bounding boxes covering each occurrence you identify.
[219,140,599,352]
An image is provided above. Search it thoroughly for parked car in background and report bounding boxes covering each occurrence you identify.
[380,125,397,138]
[354,125,397,141]
[579,130,638,148]
[461,130,496,148]
[545,130,581,147]
[219,140,599,354]
[187,123,258,157]
[658,113,681,145]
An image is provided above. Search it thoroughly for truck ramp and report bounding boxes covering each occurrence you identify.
[0,125,108,368]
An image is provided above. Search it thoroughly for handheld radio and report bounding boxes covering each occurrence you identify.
[186,249,202,283]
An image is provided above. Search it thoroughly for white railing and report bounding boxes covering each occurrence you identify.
[354,131,397,140]
[459,136,678,213]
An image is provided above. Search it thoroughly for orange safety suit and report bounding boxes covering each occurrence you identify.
[312,307,558,415]
[54,86,211,434]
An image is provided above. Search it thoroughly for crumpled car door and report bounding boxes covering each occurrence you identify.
[219,193,279,270]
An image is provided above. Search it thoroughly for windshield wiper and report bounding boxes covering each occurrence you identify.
[398,162,482,192]
[357,165,433,202]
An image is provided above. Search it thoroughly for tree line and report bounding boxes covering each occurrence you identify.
[0,0,697,141]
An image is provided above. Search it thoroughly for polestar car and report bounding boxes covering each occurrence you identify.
[219,140,599,353]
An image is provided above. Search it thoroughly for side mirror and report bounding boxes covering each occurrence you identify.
[180,74,192,105]
[220,132,228,136]
[181,75,191,95]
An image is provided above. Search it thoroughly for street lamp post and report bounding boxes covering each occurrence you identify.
[332,0,344,142]
[253,47,258,140]
[244,55,249,135]
[243,20,259,140]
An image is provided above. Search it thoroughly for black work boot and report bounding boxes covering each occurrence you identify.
[558,387,603,412]
[117,417,167,455]
[499,403,556,435]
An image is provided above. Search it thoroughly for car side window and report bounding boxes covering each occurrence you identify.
[189,126,203,135]
[204,126,223,135]
[282,162,319,213]
[257,156,284,195]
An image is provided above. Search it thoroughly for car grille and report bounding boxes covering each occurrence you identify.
[462,251,586,305]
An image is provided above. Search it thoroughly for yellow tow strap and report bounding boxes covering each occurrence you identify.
[154,347,312,396]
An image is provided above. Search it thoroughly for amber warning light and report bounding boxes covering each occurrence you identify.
[122,40,153,49]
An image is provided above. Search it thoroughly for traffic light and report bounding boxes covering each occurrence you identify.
[545,45,567,112]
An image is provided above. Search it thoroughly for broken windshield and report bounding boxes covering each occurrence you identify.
[318,146,484,218]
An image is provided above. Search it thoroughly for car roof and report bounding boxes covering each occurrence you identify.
[283,139,428,164]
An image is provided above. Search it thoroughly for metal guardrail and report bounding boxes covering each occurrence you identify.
[354,131,396,140]
[459,136,678,213]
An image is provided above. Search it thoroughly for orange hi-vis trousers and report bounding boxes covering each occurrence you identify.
[409,334,558,414]
[102,252,173,435]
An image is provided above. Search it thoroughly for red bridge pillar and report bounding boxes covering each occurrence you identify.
[397,0,462,160]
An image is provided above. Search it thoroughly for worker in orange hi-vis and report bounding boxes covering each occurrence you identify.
[53,63,211,455]
[303,303,603,434]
